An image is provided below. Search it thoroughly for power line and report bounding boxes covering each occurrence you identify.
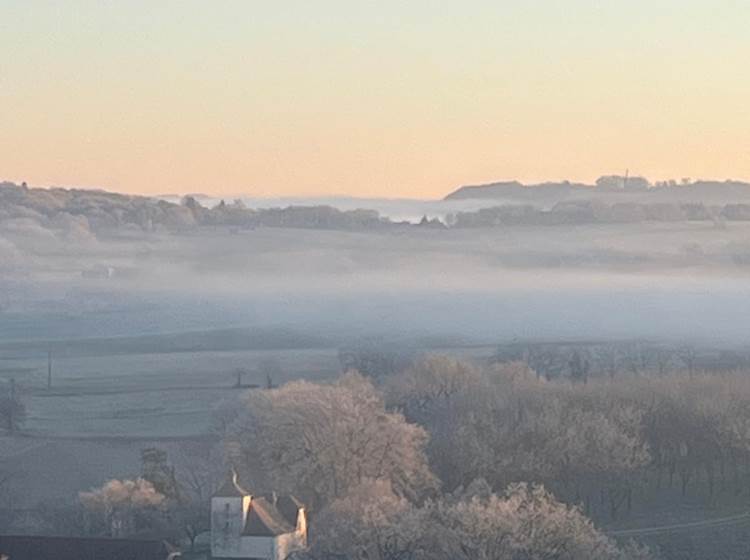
[607,512,750,537]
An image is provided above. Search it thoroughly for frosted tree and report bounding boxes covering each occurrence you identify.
[227,372,437,507]
[310,479,423,560]
[308,482,654,560]
[423,483,654,560]
[79,478,165,537]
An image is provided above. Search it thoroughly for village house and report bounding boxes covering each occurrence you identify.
[211,472,307,560]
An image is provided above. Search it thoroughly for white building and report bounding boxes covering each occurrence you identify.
[210,472,307,560]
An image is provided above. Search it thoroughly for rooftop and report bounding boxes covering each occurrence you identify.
[0,535,176,560]
[213,470,249,498]
[242,497,296,537]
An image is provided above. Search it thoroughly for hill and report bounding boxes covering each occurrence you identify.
[444,177,750,203]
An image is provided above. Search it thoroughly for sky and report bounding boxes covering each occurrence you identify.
[1,1,749,198]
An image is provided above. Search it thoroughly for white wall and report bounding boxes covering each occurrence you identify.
[210,498,307,560]
[211,496,250,558]
[239,535,275,559]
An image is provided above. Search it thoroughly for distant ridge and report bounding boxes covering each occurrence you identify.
[445,181,591,200]
[444,177,750,201]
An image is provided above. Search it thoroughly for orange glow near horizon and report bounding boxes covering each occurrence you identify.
[2,1,749,198]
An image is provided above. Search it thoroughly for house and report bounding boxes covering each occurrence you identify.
[0,535,178,560]
[211,472,307,560]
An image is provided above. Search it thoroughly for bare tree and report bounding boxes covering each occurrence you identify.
[141,447,179,500]
[258,357,283,389]
[172,442,225,551]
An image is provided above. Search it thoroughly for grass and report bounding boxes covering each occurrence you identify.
[1,347,340,438]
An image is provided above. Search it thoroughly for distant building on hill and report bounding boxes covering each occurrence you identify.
[211,472,307,560]
[595,174,650,191]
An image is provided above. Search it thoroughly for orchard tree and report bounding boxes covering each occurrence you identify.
[79,478,165,537]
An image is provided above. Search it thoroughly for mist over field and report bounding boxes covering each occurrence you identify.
[5,179,750,560]
[4,181,750,346]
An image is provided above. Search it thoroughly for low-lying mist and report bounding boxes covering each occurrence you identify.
[2,219,750,348]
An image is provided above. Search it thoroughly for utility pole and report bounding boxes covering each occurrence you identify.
[47,349,52,389]
[9,378,16,434]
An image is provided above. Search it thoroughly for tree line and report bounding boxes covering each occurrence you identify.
[217,356,750,558]
[449,200,750,228]
[23,353,750,559]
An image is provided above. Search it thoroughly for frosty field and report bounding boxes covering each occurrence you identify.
[5,347,341,438]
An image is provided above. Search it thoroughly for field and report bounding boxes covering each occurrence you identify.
[3,347,341,438]
[0,341,341,509]
[4,222,750,554]
[0,332,493,511]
